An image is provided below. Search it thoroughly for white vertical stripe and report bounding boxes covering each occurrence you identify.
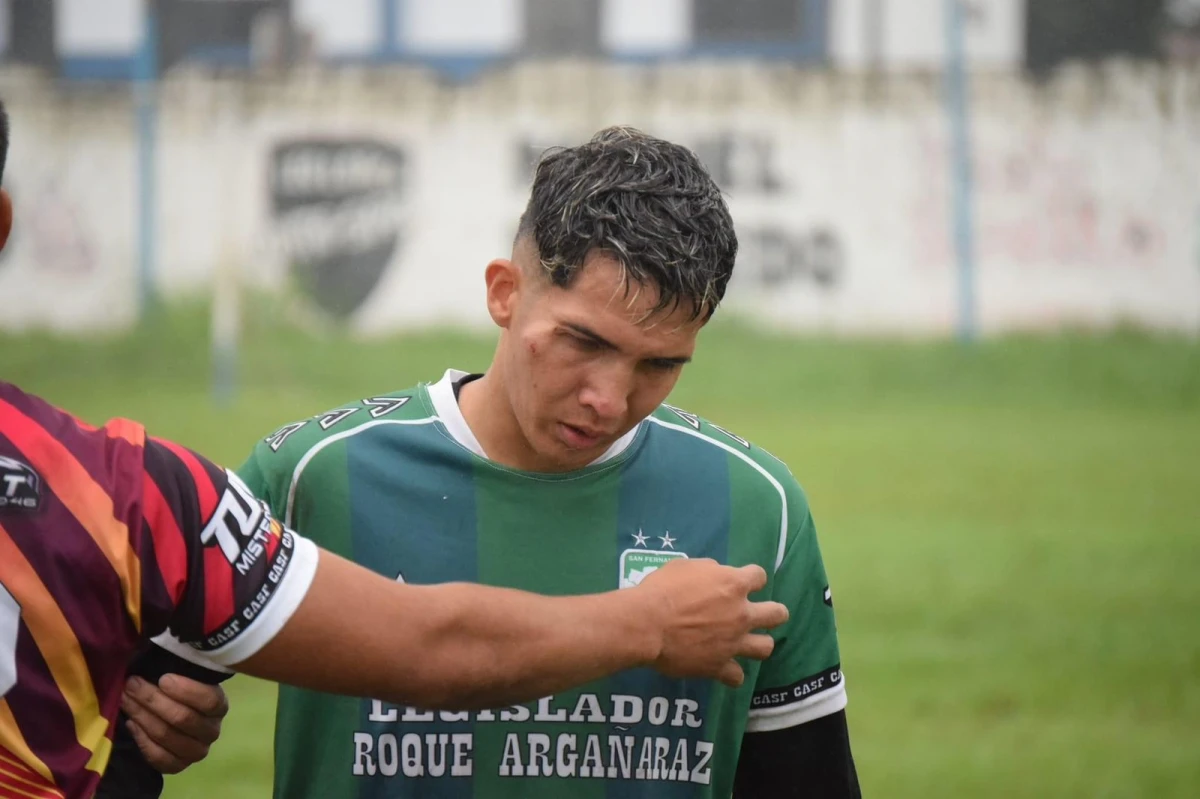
[744,681,848,732]
[200,536,322,667]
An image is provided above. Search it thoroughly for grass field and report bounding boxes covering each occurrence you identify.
[3,303,1198,798]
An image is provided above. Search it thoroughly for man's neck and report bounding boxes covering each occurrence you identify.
[455,370,545,472]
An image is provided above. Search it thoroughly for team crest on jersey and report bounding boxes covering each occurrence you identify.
[619,549,687,589]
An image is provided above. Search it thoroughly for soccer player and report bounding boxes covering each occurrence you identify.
[0,103,792,799]
[120,126,862,797]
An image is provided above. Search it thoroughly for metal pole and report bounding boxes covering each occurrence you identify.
[211,108,240,407]
[861,0,885,99]
[381,0,398,57]
[865,0,884,73]
[135,3,159,318]
[944,0,977,341]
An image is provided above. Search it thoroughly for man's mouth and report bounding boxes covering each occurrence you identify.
[558,423,607,450]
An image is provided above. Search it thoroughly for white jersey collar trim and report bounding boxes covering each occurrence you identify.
[427,368,641,467]
[428,369,487,458]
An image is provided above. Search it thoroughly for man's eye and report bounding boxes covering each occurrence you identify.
[645,360,681,373]
[570,336,602,351]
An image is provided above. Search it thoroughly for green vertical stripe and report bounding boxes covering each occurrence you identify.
[472,464,624,799]
[273,441,361,799]
[350,424,479,799]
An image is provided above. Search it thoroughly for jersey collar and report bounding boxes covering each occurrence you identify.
[427,369,641,467]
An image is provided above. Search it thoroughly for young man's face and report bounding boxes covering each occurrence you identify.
[490,241,704,472]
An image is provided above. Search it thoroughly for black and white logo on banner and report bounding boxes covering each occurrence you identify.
[269,138,408,320]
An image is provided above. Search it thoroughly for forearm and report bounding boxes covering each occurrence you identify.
[235,550,659,709]
[395,581,659,708]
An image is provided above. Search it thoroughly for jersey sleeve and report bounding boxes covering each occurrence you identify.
[138,436,320,667]
[231,390,422,537]
[235,436,286,521]
[745,494,847,733]
[234,411,346,535]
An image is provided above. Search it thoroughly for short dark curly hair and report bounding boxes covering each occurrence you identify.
[517,126,737,323]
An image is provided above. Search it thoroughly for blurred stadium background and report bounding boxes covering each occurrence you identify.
[1,1,1198,796]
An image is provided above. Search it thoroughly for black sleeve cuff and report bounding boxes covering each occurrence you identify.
[735,709,861,798]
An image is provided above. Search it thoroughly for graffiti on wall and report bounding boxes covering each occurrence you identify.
[911,131,1166,271]
[694,133,846,292]
[693,135,783,195]
[0,178,97,276]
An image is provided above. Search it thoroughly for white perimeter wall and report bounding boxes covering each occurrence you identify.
[0,62,1197,336]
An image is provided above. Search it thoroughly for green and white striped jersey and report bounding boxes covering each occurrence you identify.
[238,370,847,799]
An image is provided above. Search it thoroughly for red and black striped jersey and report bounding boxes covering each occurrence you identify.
[0,382,319,799]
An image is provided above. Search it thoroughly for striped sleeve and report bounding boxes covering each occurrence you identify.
[138,438,320,667]
[0,382,320,797]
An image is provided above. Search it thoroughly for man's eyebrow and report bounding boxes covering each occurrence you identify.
[562,323,692,365]
[562,323,618,350]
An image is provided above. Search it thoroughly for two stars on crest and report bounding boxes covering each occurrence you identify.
[632,529,675,549]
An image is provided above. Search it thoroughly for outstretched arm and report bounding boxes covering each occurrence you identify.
[236,550,784,710]
[133,436,786,712]
[100,536,784,797]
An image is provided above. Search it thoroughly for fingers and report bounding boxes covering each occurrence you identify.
[121,679,218,768]
[158,674,230,719]
[647,559,787,687]
[124,677,224,743]
[735,633,776,661]
[121,687,213,764]
[736,564,768,593]
[126,720,189,775]
[716,660,745,689]
[746,600,789,631]
[656,557,718,578]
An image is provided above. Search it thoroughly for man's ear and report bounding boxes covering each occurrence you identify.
[0,189,12,253]
[484,258,521,329]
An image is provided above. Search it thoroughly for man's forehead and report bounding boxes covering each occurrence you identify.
[514,235,705,335]
[567,267,699,333]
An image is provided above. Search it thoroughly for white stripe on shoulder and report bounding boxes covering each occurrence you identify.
[284,417,437,526]
[647,417,789,573]
[744,680,848,733]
